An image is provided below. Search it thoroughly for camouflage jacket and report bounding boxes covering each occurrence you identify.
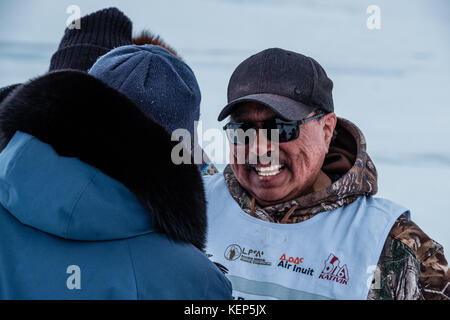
[223,117,449,300]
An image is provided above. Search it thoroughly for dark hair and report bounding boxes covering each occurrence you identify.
[133,30,179,58]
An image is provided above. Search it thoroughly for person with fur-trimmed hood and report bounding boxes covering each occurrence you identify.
[0,43,232,299]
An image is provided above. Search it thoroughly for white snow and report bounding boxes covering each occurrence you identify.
[0,0,449,251]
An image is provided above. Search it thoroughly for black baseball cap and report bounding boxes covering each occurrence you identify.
[218,48,334,121]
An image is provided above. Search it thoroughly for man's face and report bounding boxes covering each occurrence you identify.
[229,103,336,206]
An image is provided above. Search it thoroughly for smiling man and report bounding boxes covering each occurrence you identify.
[203,48,449,300]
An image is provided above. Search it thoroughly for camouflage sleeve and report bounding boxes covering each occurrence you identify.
[368,216,449,300]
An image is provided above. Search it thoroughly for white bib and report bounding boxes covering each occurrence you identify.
[204,173,409,300]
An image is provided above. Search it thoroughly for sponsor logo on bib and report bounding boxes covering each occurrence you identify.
[224,244,242,261]
[224,244,272,266]
[277,253,314,276]
[318,253,349,285]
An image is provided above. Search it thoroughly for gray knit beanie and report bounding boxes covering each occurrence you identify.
[88,44,201,139]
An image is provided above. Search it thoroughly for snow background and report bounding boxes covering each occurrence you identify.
[0,0,449,251]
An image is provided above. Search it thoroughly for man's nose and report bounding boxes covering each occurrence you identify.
[249,129,273,158]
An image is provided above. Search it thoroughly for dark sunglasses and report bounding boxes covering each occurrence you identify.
[223,112,325,145]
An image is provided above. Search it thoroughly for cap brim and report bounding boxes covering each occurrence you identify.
[218,93,316,121]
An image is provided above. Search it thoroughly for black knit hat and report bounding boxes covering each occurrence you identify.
[49,7,133,72]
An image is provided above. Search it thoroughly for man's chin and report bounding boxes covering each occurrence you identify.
[251,189,291,206]
[247,168,292,205]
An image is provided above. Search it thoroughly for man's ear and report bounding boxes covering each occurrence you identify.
[322,112,337,149]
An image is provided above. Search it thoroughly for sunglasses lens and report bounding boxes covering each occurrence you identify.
[268,119,299,143]
[277,124,299,143]
[225,124,257,145]
[224,119,300,145]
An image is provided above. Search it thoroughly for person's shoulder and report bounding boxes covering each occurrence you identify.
[370,231,422,300]
[384,215,449,300]
[365,196,409,215]
[0,83,21,103]
[126,232,232,299]
[389,215,443,262]
[378,208,444,264]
